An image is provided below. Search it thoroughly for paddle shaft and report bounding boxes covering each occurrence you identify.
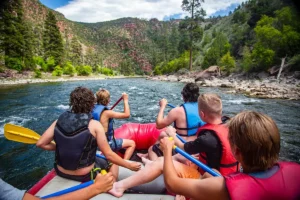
[41,170,107,199]
[173,145,221,177]
[110,96,123,110]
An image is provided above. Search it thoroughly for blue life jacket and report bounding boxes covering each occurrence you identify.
[92,104,114,141]
[54,111,97,170]
[174,102,205,136]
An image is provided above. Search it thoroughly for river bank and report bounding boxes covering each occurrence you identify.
[0,71,145,86]
[147,73,300,100]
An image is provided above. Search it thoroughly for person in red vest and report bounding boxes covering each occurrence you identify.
[109,93,238,198]
[166,93,238,176]
[161,111,300,200]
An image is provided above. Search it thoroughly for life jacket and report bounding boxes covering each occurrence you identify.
[174,102,205,136]
[54,111,97,170]
[92,104,114,141]
[197,124,239,176]
[225,162,300,200]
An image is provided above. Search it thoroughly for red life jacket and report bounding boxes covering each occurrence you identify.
[225,162,300,200]
[197,123,239,176]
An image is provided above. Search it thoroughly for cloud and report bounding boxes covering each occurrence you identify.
[55,0,247,23]
[210,3,240,17]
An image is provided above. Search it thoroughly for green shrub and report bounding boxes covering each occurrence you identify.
[241,46,253,72]
[52,65,63,76]
[153,66,162,75]
[219,52,236,74]
[63,61,76,76]
[34,69,42,78]
[251,43,275,71]
[98,67,114,76]
[33,56,47,71]
[46,57,56,71]
[156,51,189,74]
[5,57,23,72]
[77,65,92,76]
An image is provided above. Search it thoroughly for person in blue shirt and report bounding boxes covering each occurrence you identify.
[93,89,136,160]
[144,83,205,160]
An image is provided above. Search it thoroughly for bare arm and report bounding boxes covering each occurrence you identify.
[93,121,140,171]
[36,120,56,151]
[104,93,130,119]
[156,99,177,129]
[161,138,229,200]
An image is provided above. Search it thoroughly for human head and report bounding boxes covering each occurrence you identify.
[181,83,199,102]
[198,93,222,121]
[228,111,280,172]
[70,87,95,113]
[95,89,110,106]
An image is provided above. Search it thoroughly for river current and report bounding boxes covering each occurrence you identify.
[0,78,299,189]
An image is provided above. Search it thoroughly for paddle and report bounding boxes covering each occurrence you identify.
[4,95,124,157]
[41,170,108,199]
[4,124,105,159]
[169,137,221,177]
[110,96,123,110]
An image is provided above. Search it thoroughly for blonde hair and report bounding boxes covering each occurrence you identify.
[228,111,280,172]
[198,93,222,118]
[95,89,110,105]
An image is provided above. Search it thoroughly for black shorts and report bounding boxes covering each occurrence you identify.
[152,143,176,157]
[54,157,111,182]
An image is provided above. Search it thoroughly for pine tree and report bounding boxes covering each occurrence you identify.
[0,0,35,70]
[181,0,206,70]
[43,11,64,68]
[69,36,82,66]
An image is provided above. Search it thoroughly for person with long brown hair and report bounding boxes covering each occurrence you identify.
[160,111,300,200]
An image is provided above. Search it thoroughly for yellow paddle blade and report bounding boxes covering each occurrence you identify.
[4,123,41,144]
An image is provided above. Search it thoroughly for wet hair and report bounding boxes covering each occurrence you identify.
[95,89,110,105]
[198,93,222,118]
[228,111,280,172]
[181,83,199,102]
[69,87,95,113]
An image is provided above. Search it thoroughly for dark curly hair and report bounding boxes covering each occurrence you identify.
[181,83,199,102]
[69,87,95,113]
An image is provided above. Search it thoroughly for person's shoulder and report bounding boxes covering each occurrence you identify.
[89,119,101,127]
[171,106,185,114]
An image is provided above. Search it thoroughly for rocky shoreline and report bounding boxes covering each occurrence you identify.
[0,70,145,86]
[147,73,300,100]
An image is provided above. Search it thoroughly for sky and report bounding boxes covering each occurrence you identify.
[39,0,246,23]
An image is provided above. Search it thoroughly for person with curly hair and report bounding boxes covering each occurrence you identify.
[37,87,141,183]
[143,83,205,160]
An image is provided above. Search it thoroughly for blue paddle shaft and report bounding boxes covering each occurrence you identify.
[176,134,186,143]
[174,147,221,177]
[96,153,107,160]
[41,180,94,199]
[167,103,176,108]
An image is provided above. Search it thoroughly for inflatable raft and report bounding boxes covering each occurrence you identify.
[28,123,174,199]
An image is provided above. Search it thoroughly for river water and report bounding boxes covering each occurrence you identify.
[0,78,299,189]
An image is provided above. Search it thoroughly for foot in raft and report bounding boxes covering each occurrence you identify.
[141,157,153,166]
[109,182,125,198]
[137,153,149,159]
[175,195,186,200]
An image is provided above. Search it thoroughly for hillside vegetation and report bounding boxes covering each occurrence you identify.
[0,0,299,77]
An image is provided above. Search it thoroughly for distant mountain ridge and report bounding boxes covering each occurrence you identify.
[22,0,182,73]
